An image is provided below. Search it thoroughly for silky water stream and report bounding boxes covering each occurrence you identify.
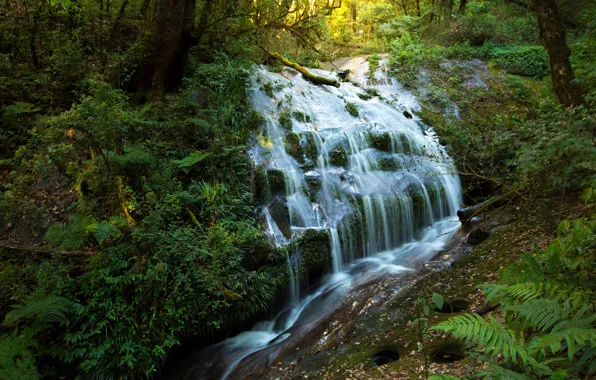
[183,56,462,379]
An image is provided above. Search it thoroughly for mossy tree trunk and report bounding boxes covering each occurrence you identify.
[268,51,340,87]
[530,0,583,108]
[132,0,213,96]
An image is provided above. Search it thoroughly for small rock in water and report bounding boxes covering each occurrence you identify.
[337,69,351,79]
[403,110,413,119]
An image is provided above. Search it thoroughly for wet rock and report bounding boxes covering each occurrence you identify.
[337,69,351,79]
[269,198,292,239]
[297,229,331,279]
[369,132,392,152]
[377,157,401,172]
[403,110,413,119]
[330,145,349,167]
[466,228,490,245]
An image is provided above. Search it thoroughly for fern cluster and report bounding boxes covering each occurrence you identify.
[432,189,596,379]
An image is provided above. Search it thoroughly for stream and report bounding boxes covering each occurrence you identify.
[177,56,462,379]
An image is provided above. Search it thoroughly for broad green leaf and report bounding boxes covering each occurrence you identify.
[432,292,444,311]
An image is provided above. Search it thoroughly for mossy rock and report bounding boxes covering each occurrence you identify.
[369,132,392,152]
[285,133,305,163]
[301,132,319,161]
[305,176,322,202]
[256,167,285,203]
[330,145,349,167]
[298,229,331,276]
[292,111,312,123]
[358,92,374,101]
[377,157,401,172]
[279,111,292,131]
[345,102,359,117]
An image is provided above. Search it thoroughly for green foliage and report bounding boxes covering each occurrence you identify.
[489,46,549,78]
[432,199,596,378]
[515,93,596,192]
[388,32,424,87]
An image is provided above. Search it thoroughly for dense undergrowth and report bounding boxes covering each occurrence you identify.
[1,0,595,378]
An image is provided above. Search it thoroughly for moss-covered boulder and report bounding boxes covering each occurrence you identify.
[297,229,330,277]
[285,133,305,163]
[255,166,286,203]
[369,132,392,152]
[330,145,349,167]
[305,176,322,202]
[377,157,401,172]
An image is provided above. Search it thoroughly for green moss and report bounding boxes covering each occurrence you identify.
[377,157,401,171]
[357,92,373,100]
[285,133,304,163]
[330,145,349,167]
[345,102,359,117]
[369,132,392,152]
[298,229,330,274]
[266,169,285,195]
[292,111,312,123]
[279,111,292,131]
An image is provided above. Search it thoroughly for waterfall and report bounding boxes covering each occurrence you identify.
[201,56,462,379]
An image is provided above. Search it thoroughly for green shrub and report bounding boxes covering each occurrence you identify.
[388,32,424,87]
[489,46,549,78]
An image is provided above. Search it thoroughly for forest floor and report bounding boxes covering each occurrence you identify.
[249,195,579,379]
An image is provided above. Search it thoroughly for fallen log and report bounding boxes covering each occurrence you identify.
[0,243,94,257]
[457,190,516,223]
[268,51,340,88]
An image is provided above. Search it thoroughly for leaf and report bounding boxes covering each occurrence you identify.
[429,375,460,380]
[432,292,444,311]
[173,151,210,170]
[93,221,121,244]
[423,304,430,316]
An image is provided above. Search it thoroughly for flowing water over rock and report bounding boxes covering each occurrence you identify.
[179,56,462,379]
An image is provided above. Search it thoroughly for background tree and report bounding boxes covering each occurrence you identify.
[530,0,583,107]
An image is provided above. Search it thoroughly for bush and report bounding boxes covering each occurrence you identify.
[388,32,424,87]
[489,45,549,78]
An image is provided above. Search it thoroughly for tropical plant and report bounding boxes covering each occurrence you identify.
[431,189,596,378]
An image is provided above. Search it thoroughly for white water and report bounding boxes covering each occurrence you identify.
[212,56,462,379]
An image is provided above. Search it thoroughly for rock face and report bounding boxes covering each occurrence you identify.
[268,197,292,240]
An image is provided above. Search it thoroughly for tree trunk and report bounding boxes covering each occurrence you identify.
[349,0,357,33]
[416,0,421,17]
[132,0,202,95]
[530,0,583,108]
[458,0,467,14]
[268,52,339,87]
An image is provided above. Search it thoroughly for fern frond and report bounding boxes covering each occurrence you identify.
[3,294,74,329]
[0,329,39,380]
[483,282,543,304]
[431,314,531,365]
[506,298,570,332]
[528,328,596,360]
[478,364,534,380]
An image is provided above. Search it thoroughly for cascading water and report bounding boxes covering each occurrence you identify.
[188,56,462,379]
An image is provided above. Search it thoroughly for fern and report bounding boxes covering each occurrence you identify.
[0,329,39,380]
[431,314,532,366]
[3,293,74,329]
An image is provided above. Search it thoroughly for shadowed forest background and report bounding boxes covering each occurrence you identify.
[0,0,595,378]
